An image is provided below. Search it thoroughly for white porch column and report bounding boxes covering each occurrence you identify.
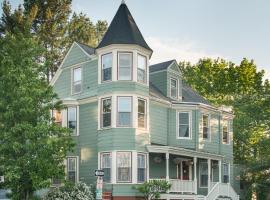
[193,157,197,194]
[219,160,222,183]
[208,158,211,193]
[166,153,169,181]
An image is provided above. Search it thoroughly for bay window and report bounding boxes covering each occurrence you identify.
[101,98,111,128]
[178,112,191,139]
[223,120,229,144]
[199,161,208,187]
[170,78,178,98]
[117,152,132,182]
[137,54,147,83]
[117,97,132,127]
[202,114,210,140]
[118,52,132,80]
[67,157,78,183]
[137,153,146,183]
[101,53,112,82]
[68,107,77,136]
[223,163,229,183]
[101,153,111,182]
[138,98,147,128]
[72,67,82,94]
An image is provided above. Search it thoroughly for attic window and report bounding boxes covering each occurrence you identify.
[170,78,178,99]
[72,67,82,94]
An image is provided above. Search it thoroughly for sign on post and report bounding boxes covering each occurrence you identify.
[95,169,104,200]
[0,176,4,183]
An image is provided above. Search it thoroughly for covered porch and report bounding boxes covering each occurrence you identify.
[147,145,223,195]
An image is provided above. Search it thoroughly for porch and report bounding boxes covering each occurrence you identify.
[147,145,228,196]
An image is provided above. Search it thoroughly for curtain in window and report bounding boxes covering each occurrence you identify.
[117,152,131,182]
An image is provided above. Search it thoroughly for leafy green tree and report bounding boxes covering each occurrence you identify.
[0,32,74,200]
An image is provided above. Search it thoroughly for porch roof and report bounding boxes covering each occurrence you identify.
[146,145,224,160]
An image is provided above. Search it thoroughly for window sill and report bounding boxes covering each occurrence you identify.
[176,137,192,140]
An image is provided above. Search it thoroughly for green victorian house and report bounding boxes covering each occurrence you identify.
[51,1,240,200]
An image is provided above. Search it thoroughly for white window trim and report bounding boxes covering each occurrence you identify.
[176,111,192,140]
[117,52,133,81]
[67,106,79,136]
[223,163,230,183]
[117,96,133,127]
[101,52,113,83]
[66,156,79,183]
[100,152,112,183]
[116,151,132,183]
[170,78,179,99]
[199,160,208,188]
[222,120,230,145]
[137,98,147,130]
[137,153,147,183]
[202,113,211,141]
[71,66,82,95]
[137,53,147,84]
[100,97,112,129]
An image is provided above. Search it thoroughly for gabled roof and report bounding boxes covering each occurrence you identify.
[97,2,152,52]
[149,60,176,73]
[76,42,95,55]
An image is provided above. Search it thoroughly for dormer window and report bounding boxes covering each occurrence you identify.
[72,67,82,94]
[101,53,113,82]
[137,54,147,83]
[170,78,178,99]
[118,52,132,80]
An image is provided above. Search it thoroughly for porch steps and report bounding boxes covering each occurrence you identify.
[102,191,112,200]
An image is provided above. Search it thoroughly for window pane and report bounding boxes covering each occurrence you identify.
[53,110,62,126]
[179,112,190,138]
[102,98,111,128]
[119,53,132,80]
[68,107,77,135]
[179,125,189,137]
[117,152,131,182]
[223,164,229,183]
[73,68,81,82]
[179,113,189,125]
[171,79,177,98]
[118,97,132,126]
[200,161,208,187]
[203,115,209,139]
[138,55,146,83]
[118,113,131,126]
[223,124,228,143]
[102,53,112,81]
[138,99,146,128]
[67,157,77,183]
[101,154,111,182]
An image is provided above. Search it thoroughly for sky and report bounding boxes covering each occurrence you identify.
[1,0,270,78]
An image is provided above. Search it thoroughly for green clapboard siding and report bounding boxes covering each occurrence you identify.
[150,102,168,145]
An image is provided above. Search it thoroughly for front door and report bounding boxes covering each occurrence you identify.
[177,161,191,180]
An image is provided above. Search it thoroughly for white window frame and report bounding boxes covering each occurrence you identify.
[66,156,79,183]
[222,120,230,145]
[177,111,192,139]
[67,106,79,136]
[100,152,112,183]
[117,96,133,127]
[116,151,132,183]
[137,54,147,84]
[137,153,147,183]
[202,113,211,141]
[118,52,133,81]
[170,78,178,99]
[72,67,82,94]
[101,97,112,128]
[138,98,147,129]
[101,53,113,82]
[223,163,230,183]
[199,160,208,188]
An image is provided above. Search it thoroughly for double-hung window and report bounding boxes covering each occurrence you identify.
[117,97,132,127]
[137,54,147,83]
[101,98,111,128]
[101,153,111,182]
[178,112,191,139]
[137,153,147,183]
[138,98,147,128]
[117,152,132,182]
[68,107,77,136]
[223,120,229,144]
[223,163,229,183]
[53,110,62,126]
[101,53,112,82]
[202,114,210,140]
[118,52,132,80]
[73,67,82,94]
[170,78,178,98]
[199,161,208,187]
[67,157,78,183]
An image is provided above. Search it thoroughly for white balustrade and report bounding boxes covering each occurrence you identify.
[206,182,239,200]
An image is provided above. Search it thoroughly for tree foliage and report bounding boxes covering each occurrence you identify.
[0,32,74,200]
[180,58,270,199]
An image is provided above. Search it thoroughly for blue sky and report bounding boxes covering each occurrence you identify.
[1,0,270,78]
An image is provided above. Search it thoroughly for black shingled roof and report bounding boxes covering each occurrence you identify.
[181,82,210,105]
[97,2,152,52]
[149,60,176,73]
[76,42,95,55]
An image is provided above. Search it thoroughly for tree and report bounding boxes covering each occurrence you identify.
[180,58,270,199]
[0,32,74,200]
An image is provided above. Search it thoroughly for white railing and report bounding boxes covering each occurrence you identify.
[170,179,196,193]
[206,182,239,200]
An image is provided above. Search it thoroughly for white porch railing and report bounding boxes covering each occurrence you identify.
[206,182,239,200]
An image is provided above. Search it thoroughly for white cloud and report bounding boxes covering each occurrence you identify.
[146,36,223,65]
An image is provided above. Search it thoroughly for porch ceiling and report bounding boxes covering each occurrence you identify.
[146,145,224,160]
